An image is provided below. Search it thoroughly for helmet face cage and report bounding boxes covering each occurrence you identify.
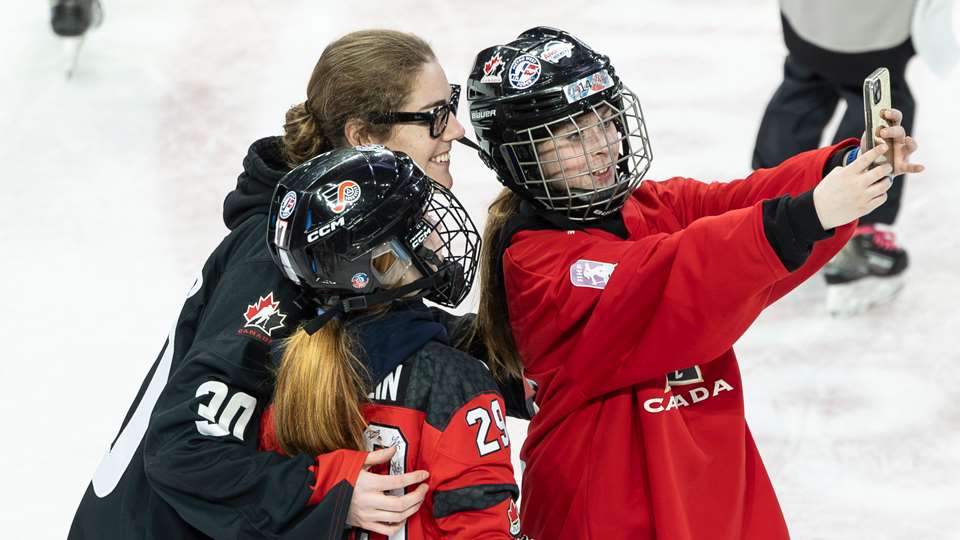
[501,85,651,221]
[406,181,481,308]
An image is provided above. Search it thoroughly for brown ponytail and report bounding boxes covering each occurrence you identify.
[471,188,526,382]
[272,320,369,455]
[280,30,436,168]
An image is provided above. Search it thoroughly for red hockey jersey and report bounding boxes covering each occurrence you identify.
[507,143,857,539]
[260,340,521,539]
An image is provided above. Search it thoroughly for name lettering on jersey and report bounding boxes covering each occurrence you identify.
[643,378,735,414]
[195,381,257,440]
[237,292,287,344]
[368,364,404,402]
[569,259,617,289]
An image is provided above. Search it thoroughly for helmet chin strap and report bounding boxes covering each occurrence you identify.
[301,269,451,335]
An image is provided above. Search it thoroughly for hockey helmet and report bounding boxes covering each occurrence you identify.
[467,26,652,221]
[267,146,480,313]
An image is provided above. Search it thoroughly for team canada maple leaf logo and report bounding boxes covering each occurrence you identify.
[242,292,287,337]
[507,499,522,537]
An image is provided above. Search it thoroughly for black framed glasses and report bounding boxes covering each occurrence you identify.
[370,84,461,138]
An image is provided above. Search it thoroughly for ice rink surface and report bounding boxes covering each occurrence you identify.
[1,1,958,538]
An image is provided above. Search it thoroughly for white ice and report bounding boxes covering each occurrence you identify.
[1,1,958,538]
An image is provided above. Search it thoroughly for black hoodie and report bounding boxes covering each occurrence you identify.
[69,137,346,540]
[223,136,289,230]
[70,137,526,540]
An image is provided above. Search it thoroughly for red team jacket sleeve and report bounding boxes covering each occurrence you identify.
[426,393,519,538]
[648,139,860,225]
[258,405,368,507]
[646,140,859,305]
[505,144,856,403]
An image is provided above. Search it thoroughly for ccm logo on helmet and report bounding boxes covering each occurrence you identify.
[409,223,431,249]
[306,216,346,243]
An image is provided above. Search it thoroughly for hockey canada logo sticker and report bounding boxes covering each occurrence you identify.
[238,292,287,343]
[539,40,574,64]
[481,52,505,84]
[563,69,615,103]
[278,191,297,220]
[322,180,362,214]
[508,54,541,89]
[351,272,369,289]
[569,259,617,289]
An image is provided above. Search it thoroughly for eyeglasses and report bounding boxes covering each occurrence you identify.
[369,84,461,138]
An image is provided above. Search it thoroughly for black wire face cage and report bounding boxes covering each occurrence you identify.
[406,180,481,308]
[502,86,652,221]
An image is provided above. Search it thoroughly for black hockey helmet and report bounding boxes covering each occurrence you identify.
[267,145,480,319]
[467,26,652,221]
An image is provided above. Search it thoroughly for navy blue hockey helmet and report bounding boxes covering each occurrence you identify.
[267,146,481,312]
[467,26,652,221]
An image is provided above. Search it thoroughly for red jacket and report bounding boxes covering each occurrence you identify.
[260,340,521,539]
[507,143,856,539]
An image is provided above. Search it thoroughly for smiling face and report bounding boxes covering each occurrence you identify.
[533,105,621,190]
[374,61,465,189]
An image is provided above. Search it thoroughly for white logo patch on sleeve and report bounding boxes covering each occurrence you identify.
[569,259,617,289]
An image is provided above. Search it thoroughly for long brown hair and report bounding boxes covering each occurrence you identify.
[273,251,401,455]
[272,31,435,456]
[273,319,369,455]
[471,187,525,382]
[280,29,435,168]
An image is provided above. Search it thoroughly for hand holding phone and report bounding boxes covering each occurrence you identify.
[862,67,894,168]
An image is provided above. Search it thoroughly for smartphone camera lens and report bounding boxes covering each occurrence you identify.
[872,81,881,104]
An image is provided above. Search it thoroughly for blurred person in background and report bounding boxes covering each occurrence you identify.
[50,0,103,77]
[752,0,920,316]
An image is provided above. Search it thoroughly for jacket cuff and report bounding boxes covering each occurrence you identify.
[787,189,834,243]
[822,139,860,177]
[306,449,368,506]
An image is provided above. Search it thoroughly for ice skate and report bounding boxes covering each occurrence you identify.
[824,225,908,316]
[50,0,103,78]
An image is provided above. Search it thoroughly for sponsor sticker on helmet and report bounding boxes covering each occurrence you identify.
[508,54,541,90]
[354,144,385,152]
[306,216,346,243]
[279,191,297,220]
[569,259,617,289]
[471,108,496,121]
[323,180,362,214]
[351,272,369,289]
[562,69,615,103]
[409,221,432,249]
[481,52,505,84]
[539,40,574,64]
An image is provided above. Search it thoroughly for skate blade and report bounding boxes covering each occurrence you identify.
[826,275,905,317]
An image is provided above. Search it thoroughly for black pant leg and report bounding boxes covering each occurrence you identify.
[752,55,840,169]
[833,80,915,225]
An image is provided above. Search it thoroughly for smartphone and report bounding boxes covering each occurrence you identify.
[862,67,893,167]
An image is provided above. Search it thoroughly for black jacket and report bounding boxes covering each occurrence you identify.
[68,137,337,539]
[68,138,527,540]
